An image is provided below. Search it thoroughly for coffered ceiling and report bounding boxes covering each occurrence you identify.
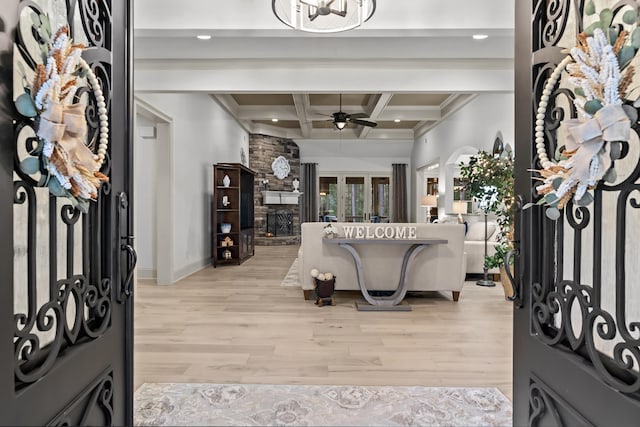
[213,92,476,140]
[133,0,515,142]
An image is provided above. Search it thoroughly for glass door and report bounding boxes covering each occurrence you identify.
[318,174,392,222]
[370,176,390,223]
[319,176,338,222]
[343,176,366,222]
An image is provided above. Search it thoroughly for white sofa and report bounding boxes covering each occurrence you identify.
[436,216,500,275]
[463,220,500,274]
[299,222,467,301]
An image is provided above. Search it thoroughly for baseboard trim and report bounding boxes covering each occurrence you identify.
[173,258,210,283]
[137,268,157,280]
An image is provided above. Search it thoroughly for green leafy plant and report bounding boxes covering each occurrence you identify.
[459,151,514,243]
[483,244,513,270]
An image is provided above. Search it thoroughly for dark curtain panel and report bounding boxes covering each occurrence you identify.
[392,163,408,223]
[301,163,318,223]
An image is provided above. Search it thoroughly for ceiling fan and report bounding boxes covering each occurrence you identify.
[301,0,347,21]
[330,94,378,130]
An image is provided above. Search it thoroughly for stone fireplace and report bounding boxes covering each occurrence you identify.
[249,134,301,246]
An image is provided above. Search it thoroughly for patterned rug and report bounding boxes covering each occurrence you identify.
[134,383,512,426]
[281,257,300,287]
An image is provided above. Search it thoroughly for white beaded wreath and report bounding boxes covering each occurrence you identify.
[533,26,634,217]
[535,55,574,170]
[80,57,109,169]
[21,25,111,210]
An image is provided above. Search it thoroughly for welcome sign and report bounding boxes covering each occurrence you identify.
[343,225,417,239]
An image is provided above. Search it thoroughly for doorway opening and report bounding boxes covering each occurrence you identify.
[134,99,174,285]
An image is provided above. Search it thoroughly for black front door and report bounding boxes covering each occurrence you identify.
[0,1,134,425]
[514,1,640,425]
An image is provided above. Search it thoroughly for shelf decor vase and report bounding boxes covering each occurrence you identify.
[221,223,232,234]
[222,175,231,187]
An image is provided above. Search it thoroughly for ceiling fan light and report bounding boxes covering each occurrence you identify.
[335,121,347,130]
[272,0,376,33]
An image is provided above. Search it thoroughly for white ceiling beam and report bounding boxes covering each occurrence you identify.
[440,93,477,117]
[413,121,439,138]
[292,94,312,138]
[235,104,444,122]
[236,105,298,120]
[211,94,240,115]
[307,105,368,116]
[378,106,442,121]
[135,66,514,93]
[211,94,253,133]
[360,93,393,138]
[413,94,479,138]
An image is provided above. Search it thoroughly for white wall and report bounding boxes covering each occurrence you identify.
[410,93,514,222]
[136,93,249,282]
[298,139,412,173]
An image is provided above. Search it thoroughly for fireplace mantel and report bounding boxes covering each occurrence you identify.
[262,190,303,205]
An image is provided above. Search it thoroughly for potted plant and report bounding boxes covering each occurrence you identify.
[460,150,515,297]
[483,244,515,300]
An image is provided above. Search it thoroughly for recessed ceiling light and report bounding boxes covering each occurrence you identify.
[394,119,401,123]
[473,34,489,40]
[271,118,279,122]
[196,34,211,40]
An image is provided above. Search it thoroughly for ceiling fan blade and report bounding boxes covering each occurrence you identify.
[349,118,378,127]
[347,113,369,119]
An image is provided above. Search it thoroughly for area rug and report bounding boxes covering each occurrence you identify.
[281,257,300,287]
[134,383,512,426]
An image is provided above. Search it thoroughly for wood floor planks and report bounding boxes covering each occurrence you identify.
[134,245,514,399]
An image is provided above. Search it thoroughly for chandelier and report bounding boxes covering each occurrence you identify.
[272,0,376,33]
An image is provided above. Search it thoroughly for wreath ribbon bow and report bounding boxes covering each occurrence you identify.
[37,101,99,172]
[556,104,629,197]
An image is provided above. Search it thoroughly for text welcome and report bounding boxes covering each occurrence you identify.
[343,226,417,239]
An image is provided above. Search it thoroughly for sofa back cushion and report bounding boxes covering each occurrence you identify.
[465,221,497,241]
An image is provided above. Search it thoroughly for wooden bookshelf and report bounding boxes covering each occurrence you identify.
[212,163,256,267]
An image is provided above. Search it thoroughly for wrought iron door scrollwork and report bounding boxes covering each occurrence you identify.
[48,371,114,426]
[529,375,594,426]
[530,0,640,396]
[12,0,113,387]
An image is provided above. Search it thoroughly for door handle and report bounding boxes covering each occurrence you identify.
[121,239,137,298]
[503,195,524,307]
[116,192,138,303]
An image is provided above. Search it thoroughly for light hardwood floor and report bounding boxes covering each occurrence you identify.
[134,245,514,399]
